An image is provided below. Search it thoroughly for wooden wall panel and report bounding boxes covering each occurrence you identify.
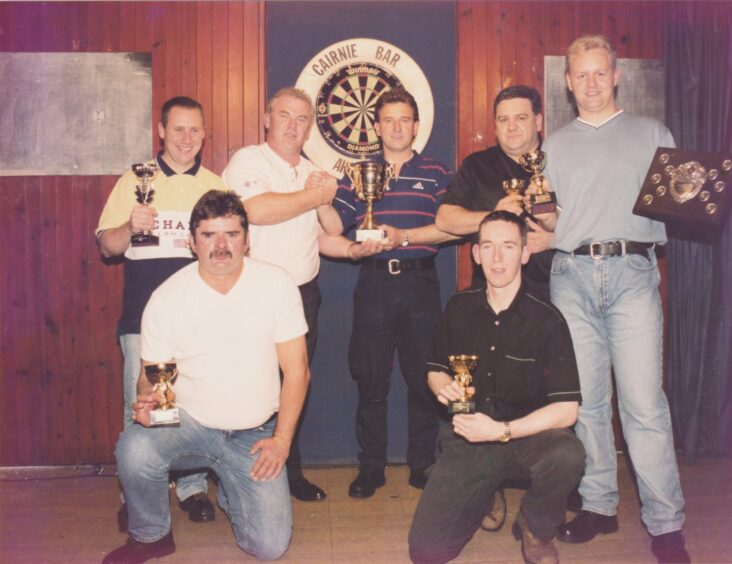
[0,1,265,465]
[455,0,669,289]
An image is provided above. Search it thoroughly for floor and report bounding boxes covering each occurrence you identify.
[1,456,730,563]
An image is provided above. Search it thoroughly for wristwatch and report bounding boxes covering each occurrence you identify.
[498,421,511,443]
[400,229,409,247]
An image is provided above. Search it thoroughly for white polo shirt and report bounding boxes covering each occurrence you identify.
[222,143,321,286]
[141,259,308,430]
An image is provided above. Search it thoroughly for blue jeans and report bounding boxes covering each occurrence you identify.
[550,251,685,535]
[115,410,291,559]
[119,334,208,501]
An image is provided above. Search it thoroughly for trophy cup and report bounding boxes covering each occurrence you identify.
[131,162,159,247]
[344,161,395,241]
[145,362,180,426]
[519,150,557,214]
[447,354,479,414]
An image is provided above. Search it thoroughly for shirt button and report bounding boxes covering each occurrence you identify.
[487,372,492,377]
[494,320,500,326]
[490,345,496,351]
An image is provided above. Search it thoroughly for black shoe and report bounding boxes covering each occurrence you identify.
[117,503,128,533]
[102,532,175,563]
[557,510,618,544]
[651,531,690,563]
[408,468,428,489]
[348,467,386,498]
[179,492,215,523]
[289,475,327,501]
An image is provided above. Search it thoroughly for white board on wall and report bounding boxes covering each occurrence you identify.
[0,52,152,176]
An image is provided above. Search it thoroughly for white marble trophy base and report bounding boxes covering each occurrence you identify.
[149,407,180,426]
[356,228,386,242]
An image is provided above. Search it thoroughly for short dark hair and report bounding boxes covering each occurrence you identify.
[374,86,419,122]
[161,96,204,127]
[477,210,528,245]
[190,190,248,237]
[493,85,542,117]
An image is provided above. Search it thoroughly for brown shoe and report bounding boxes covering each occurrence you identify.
[480,489,507,531]
[512,511,559,564]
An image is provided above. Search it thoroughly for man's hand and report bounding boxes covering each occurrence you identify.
[526,218,554,254]
[380,224,403,250]
[129,205,157,235]
[131,388,167,427]
[348,239,385,260]
[452,413,505,443]
[250,436,290,481]
[305,171,338,206]
[431,379,474,406]
[494,193,524,216]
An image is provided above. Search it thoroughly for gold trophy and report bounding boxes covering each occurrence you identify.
[131,162,159,247]
[145,362,180,426]
[519,150,557,214]
[344,161,395,241]
[447,354,479,414]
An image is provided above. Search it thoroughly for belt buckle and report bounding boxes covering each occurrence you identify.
[619,240,627,255]
[388,259,401,275]
[589,242,603,260]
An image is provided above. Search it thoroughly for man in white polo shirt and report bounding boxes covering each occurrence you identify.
[222,86,337,501]
[102,190,309,562]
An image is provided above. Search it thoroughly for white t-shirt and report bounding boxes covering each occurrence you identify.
[141,259,308,430]
[222,143,321,285]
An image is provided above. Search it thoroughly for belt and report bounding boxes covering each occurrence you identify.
[570,241,654,259]
[361,256,435,275]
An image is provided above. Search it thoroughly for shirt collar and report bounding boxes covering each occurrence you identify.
[156,150,202,177]
[576,109,624,129]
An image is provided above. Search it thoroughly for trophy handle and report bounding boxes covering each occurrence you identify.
[384,163,395,189]
[343,163,356,187]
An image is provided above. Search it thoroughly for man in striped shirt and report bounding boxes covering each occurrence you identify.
[318,87,458,498]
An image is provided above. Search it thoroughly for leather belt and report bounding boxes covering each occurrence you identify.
[571,241,653,259]
[361,256,435,275]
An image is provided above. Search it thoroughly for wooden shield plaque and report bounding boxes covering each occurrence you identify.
[634,148,732,226]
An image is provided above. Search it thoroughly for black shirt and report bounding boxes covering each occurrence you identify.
[427,285,581,421]
[441,145,554,297]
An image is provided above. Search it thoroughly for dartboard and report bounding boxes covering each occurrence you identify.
[316,64,403,159]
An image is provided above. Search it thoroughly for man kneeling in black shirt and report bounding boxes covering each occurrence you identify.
[409,211,584,564]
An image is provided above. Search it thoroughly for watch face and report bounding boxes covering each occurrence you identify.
[316,63,403,159]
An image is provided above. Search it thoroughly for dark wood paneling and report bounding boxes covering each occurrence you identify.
[0,1,265,465]
[455,0,669,289]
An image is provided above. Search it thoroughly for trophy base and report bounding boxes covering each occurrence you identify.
[131,234,160,247]
[530,193,557,215]
[149,407,180,426]
[448,400,476,415]
[356,228,386,242]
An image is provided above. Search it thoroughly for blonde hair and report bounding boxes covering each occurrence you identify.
[266,87,314,115]
[565,34,617,74]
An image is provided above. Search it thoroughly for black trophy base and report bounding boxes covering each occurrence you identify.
[448,400,476,415]
[530,192,557,215]
[131,234,160,247]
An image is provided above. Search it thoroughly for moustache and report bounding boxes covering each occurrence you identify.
[209,250,232,259]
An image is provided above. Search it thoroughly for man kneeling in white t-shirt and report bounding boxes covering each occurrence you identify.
[103,190,310,563]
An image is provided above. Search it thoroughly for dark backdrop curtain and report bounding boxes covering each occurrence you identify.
[664,1,732,462]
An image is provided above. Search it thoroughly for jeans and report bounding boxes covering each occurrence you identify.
[409,426,584,563]
[550,251,685,535]
[119,334,208,502]
[349,266,442,470]
[115,410,291,560]
[286,278,321,478]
